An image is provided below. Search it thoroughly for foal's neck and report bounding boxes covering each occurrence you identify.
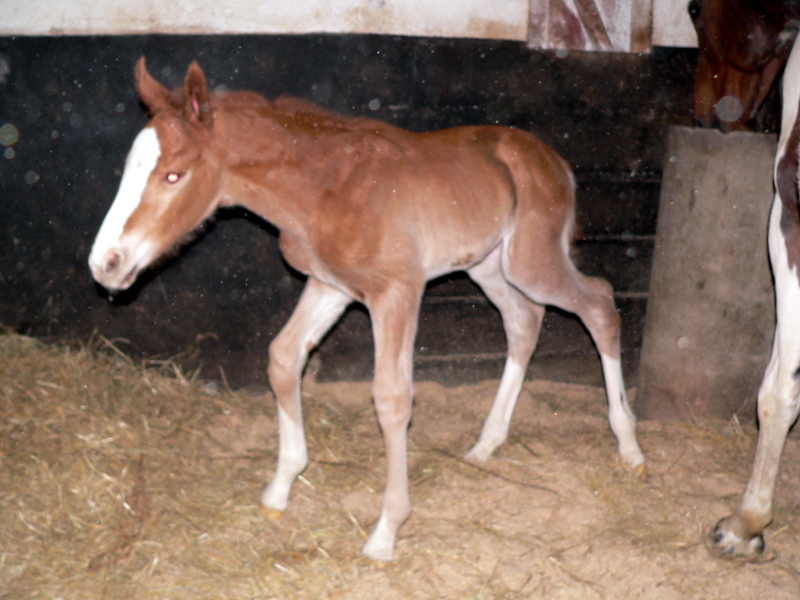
[215,97,363,237]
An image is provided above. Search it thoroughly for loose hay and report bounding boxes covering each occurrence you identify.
[3,331,800,599]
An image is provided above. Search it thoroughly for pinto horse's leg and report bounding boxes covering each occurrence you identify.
[261,278,352,513]
[464,245,545,463]
[711,202,800,557]
[502,230,645,471]
[361,283,422,560]
[711,343,800,556]
[740,361,800,540]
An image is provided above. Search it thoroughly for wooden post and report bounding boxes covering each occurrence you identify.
[637,126,776,421]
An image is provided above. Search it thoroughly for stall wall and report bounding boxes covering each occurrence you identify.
[1,0,698,49]
[0,34,696,388]
[1,0,529,40]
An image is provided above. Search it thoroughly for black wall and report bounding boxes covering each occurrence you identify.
[0,35,696,388]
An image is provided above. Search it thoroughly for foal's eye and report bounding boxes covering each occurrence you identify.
[165,172,183,184]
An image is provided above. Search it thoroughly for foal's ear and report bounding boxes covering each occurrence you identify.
[135,56,172,115]
[184,60,213,126]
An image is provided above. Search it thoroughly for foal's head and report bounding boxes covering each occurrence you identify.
[89,58,222,292]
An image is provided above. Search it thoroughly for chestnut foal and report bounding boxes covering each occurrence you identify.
[89,58,644,560]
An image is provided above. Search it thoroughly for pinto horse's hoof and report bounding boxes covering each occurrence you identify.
[708,517,767,561]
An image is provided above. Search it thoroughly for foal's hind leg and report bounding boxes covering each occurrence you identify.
[503,237,644,470]
[464,245,545,463]
[575,275,644,470]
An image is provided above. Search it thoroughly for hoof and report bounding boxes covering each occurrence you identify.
[630,462,647,479]
[362,540,394,562]
[260,505,284,521]
[708,517,767,561]
[464,443,493,465]
[362,518,399,561]
[615,452,646,478]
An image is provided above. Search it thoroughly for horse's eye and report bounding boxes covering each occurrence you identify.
[165,172,182,184]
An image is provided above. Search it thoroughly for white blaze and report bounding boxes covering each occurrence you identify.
[89,127,161,270]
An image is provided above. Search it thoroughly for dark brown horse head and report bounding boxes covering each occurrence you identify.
[689,0,797,131]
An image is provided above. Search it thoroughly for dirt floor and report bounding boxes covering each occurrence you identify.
[3,332,800,599]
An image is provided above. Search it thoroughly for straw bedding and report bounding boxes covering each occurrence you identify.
[2,331,800,598]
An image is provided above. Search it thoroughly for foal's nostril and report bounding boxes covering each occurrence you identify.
[104,249,122,274]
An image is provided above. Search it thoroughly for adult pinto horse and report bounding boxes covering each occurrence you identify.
[711,41,800,558]
[89,58,644,560]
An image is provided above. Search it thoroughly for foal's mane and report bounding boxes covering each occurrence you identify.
[207,88,404,156]
[271,95,356,127]
[270,94,390,134]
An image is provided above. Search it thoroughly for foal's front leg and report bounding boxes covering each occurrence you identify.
[361,285,421,560]
[261,279,351,513]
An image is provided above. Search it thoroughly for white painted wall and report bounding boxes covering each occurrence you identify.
[0,0,697,48]
[0,0,529,40]
[652,0,697,47]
